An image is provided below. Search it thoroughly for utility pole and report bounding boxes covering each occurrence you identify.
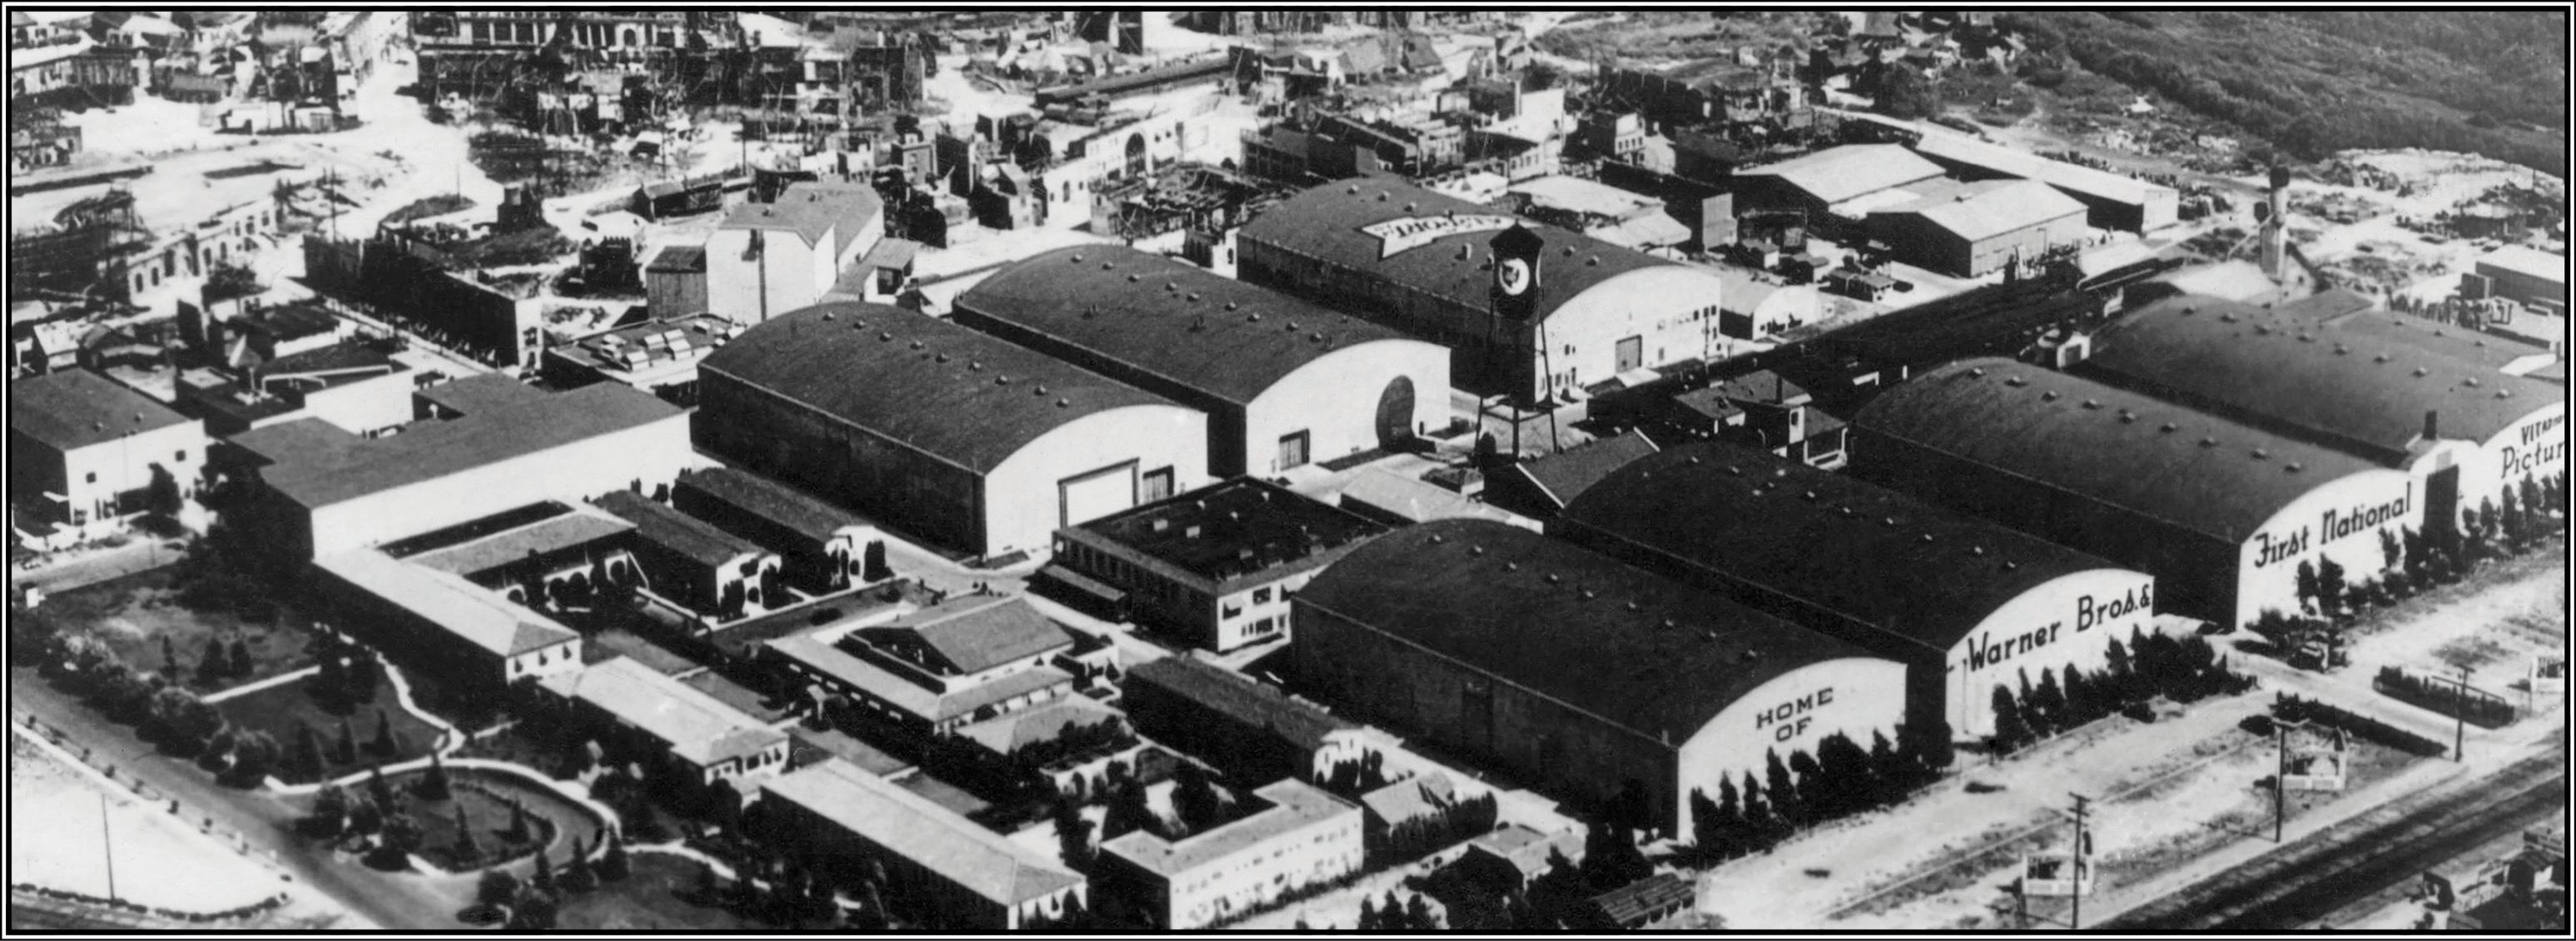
[2068,792,2091,931]
[99,791,117,901]
[2452,665,2469,763]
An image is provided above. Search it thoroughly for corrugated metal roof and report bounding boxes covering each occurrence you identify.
[1736,144,1944,207]
[1853,357,2391,543]
[1238,179,1684,326]
[2089,295,2558,453]
[1559,441,2127,656]
[1872,178,2087,243]
[542,657,787,765]
[699,303,1182,475]
[1295,519,1877,743]
[955,246,1425,406]
[11,368,195,451]
[761,759,1085,906]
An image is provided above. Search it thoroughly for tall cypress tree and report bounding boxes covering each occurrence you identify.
[1764,749,1804,828]
[1868,729,1908,804]
[1713,774,1746,860]
[1990,685,2029,754]
[2033,668,2068,734]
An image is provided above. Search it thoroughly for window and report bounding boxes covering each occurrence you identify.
[1277,431,1310,470]
[175,449,187,462]
[1143,467,1175,503]
[85,471,97,484]
[1222,602,1243,620]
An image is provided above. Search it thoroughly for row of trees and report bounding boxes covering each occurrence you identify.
[286,709,406,784]
[1378,791,1500,864]
[1685,728,1928,865]
[33,628,300,788]
[2374,666,2517,729]
[1353,891,1442,930]
[1990,629,2256,755]
[472,832,635,929]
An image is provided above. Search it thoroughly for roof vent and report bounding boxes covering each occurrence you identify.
[1586,256,1600,266]
[2160,422,2177,433]
[2495,389,2512,400]
[1187,293,1200,302]
[1056,397,1070,408]
[2082,399,2101,410]
[2005,560,2019,571]
[2200,437,2219,448]
[1348,185,1360,195]
[1626,600,1643,612]
[910,341,924,350]
[1288,321,1300,331]
[2252,447,2268,460]
[1882,516,1897,527]
[1404,202,1417,212]
[1660,618,1676,630]
[1971,545,1986,556]
[821,311,836,321]
[1726,465,1740,475]
[1776,468,1789,479]
[935,352,950,363]
[1685,456,1702,466]
[2334,344,2349,355]
[2042,391,2060,401]
[1249,312,1263,322]
[1104,261,1115,270]
[2286,462,2303,473]
[1802,490,1818,501]
[997,375,1011,386]
[2004,376,2028,387]
[2298,332,2314,342]
[1839,505,1855,518]
[1377,192,1390,202]
[1165,281,1178,291]
[2221,313,2238,324]
[1429,533,1445,544]
[1035,384,1047,395]
[2463,376,2480,388]
[1969,367,1987,378]
[880,331,893,341]
[1740,649,1762,663]
[1562,246,1576,257]
[1128,273,1140,282]
[1186,525,1204,538]
[1545,573,1561,584]
[1581,589,1598,600]
[2181,306,2197,315]
[1225,301,1238,311]
[1920,533,1934,543]
[1470,545,1485,556]
[2119,411,2137,424]
[1505,561,1519,572]
[1153,518,1169,532]
[1070,253,1082,262]
[969,360,982,371]
[2375,353,2391,363]
[2412,366,2430,377]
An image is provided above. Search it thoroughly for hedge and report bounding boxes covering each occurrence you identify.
[2271,692,2447,757]
[2373,667,2517,729]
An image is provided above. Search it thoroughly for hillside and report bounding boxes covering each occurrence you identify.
[2004,11,2568,176]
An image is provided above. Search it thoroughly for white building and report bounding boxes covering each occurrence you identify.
[9,368,208,540]
[1097,779,1365,929]
[541,656,792,788]
[697,304,1210,560]
[705,182,885,325]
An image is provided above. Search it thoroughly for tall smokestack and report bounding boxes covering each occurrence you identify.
[2423,410,2440,442]
[2259,165,2291,280]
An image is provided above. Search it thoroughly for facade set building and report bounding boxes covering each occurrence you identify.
[697,303,1209,560]
[1852,358,2425,631]
[1294,519,1906,835]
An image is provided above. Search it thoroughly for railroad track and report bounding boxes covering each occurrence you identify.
[2107,748,2567,929]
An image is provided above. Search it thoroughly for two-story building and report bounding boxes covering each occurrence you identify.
[765,594,1078,737]
[705,182,885,324]
[542,656,792,789]
[1097,779,1365,929]
[1045,478,1390,651]
[10,368,208,540]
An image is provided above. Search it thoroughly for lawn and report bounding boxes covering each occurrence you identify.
[217,675,443,784]
[380,766,606,874]
[43,566,317,695]
[583,626,702,676]
[556,854,763,931]
[679,672,793,724]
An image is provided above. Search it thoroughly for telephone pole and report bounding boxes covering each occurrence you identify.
[2068,792,2091,931]
[99,792,117,901]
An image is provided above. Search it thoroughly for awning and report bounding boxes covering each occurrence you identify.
[1036,565,1125,607]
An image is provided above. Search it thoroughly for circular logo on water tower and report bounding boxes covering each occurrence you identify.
[1496,257,1533,296]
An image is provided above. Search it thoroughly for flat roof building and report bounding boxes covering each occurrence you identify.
[2084,295,2566,531]
[759,758,1088,930]
[1048,477,1390,652]
[1909,132,2180,232]
[1096,779,1365,929]
[541,656,792,788]
[955,246,1452,478]
[540,314,744,404]
[227,381,692,560]
[10,367,207,532]
[1293,519,1906,836]
[1556,441,2158,741]
[1238,179,1730,401]
[1852,358,2425,631]
[174,342,414,438]
[2474,246,2565,310]
[697,303,1210,560]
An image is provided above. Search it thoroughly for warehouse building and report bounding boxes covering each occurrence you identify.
[1120,655,1354,785]
[760,758,1089,930]
[312,549,584,687]
[225,381,692,560]
[672,467,881,594]
[1909,132,2180,232]
[1852,358,2425,631]
[2082,295,2566,533]
[540,656,792,789]
[1293,519,1905,835]
[697,303,1210,560]
[706,182,886,325]
[1864,179,2090,278]
[2473,246,2566,311]
[1556,442,2158,740]
[1238,179,1729,402]
[593,490,782,617]
[10,367,207,539]
[1096,779,1365,929]
[955,246,1452,477]
[1729,144,1945,219]
[1045,478,1389,652]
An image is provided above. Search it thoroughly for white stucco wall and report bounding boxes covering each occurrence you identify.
[1673,655,1908,834]
[2231,466,2424,630]
[1540,266,1726,396]
[305,413,695,558]
[982,404,1211,559]
[1242,337,1452,475]
[1940,568,2158,739]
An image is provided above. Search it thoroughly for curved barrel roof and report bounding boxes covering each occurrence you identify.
[700,303,1181,475]
[1295,518,1875,744]
[1559,441,2126,655]
[955,246,1426,406]
[1854,357,2390,543]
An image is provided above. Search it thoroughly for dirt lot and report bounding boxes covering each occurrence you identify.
[9,734,289,914]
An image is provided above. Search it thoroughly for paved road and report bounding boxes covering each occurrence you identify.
[2107,746,2567,929]
[14,540,184,595]
[12,674,472,931]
